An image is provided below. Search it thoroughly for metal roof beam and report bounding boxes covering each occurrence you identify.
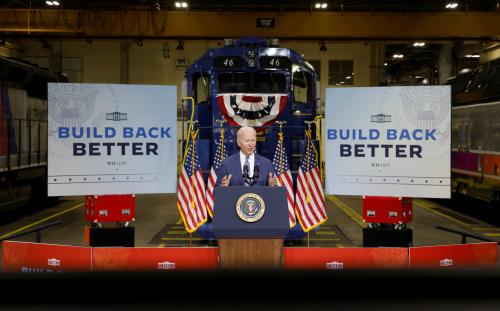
[1,10,499,41]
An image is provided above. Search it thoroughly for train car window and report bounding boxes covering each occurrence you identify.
[218,72,250,93]
[466,67,488,92]
[446,70,476,94]
[254,73,286,93]
[193,72,209,104]
[486,64,500,88]
[328,60,354,86]
[307,60,321,80]
[61,57,83,83]
[293,70,311,104]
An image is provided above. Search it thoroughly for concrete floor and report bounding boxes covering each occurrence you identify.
[1,193,499,247]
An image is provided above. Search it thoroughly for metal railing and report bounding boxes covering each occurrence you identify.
[0,220,62,243]
[435,225,500,245]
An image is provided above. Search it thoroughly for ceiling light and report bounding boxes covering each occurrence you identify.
[392,54,404,59]
[53,0,59,5]
[176,40,184,51]
[413,42,425,47]
[465,54,480,58]
[314,2,328,9]
[175,2,188,8]
[319,41,327,51]
[446,2,458,9]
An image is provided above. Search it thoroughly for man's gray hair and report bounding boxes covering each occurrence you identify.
[237,126,256,141]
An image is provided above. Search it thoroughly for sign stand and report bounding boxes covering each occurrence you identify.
[362,196,413,247]
[84,194,136,247]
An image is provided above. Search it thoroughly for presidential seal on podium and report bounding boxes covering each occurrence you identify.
[236,193,265,222]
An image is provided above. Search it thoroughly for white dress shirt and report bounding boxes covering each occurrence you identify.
[239,151,255,177]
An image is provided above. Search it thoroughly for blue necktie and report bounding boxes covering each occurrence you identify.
[244,156,250,186]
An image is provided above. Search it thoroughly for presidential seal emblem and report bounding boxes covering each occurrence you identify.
[236,193,265,222]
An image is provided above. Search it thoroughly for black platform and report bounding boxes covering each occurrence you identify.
[88,226,135,247]
[362,227,413,247]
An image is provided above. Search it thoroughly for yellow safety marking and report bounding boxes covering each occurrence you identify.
[167,230,188,235]
[472,228,500,231]
[161,237,202,241]
[176,218,183,225]
[327,195,367,228]
[413,199,436,209]
[158,243,166,248]
[315,231,336,235]
[307,238,341,241]
[0,203,84,240]
[336,244,344,248]
[413,200,471,227]
[483,233,500,237]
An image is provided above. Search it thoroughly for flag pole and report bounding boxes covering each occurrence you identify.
[304,121,314,248]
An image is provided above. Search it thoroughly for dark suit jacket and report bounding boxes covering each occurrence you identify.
[215,152,273,187]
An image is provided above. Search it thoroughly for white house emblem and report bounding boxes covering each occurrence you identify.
[158,261,176,270]
[326,261,344,270]
[48,258,61,267]
[439,258,453,267]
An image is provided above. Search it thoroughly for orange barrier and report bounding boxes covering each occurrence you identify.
[409,243,498,269]
[283,247,409,270]
[92,247,219,271]
[2,241,92,272]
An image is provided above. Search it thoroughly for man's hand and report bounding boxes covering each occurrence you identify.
[268,172,277,187]
[221,174,232,187]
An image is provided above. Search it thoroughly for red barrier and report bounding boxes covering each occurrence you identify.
[3,241,497,271]
[409,243,498,269]
[91,247,219,271]
[2,241,92,273]
[283,247,408,270]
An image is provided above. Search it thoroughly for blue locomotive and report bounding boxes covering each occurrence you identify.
[183,37,321,239]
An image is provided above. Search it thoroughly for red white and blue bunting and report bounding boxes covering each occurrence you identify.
[217,93,288,127]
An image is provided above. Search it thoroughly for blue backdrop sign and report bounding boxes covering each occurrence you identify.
[325,86,450,198]
[48,83,177,196]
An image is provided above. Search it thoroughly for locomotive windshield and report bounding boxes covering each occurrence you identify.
[217,72,287,93]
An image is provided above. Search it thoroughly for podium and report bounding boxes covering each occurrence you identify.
[212,186,288,270]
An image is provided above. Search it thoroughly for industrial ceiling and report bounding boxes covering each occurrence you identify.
[2,0,500,12]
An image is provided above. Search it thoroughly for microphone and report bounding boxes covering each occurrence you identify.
[243,164,251,186]
[243,164,249,179]
[253,164,260,180]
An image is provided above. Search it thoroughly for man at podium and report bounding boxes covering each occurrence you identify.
[216,126,277,187]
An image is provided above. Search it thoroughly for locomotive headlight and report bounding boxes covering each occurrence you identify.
[247,49,256,59]
[248,59,255,67]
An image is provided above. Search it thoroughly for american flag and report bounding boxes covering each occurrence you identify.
[272,133,296,228]
[205,133,227,217]
[295,131,327,232]
[177,133,208,233]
